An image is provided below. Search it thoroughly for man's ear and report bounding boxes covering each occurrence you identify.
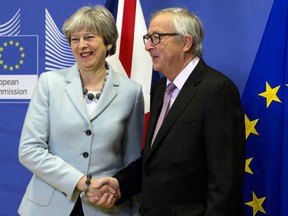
[183,35,193,52]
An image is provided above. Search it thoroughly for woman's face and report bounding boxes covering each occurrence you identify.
[70,29,108,72]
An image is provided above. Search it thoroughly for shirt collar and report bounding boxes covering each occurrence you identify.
[167,56,200,90]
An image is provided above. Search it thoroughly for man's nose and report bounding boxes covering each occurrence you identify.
[144,38,154,51]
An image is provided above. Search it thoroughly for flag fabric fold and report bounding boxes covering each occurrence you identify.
[241,0,288,215]
[105,0,153,148]
[105,0,152,114]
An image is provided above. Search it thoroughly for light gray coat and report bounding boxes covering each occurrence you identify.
[18,63,144,216]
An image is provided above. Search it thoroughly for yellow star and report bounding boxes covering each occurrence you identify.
[245,115,259,139]
[9,40,14,45]
[245,191,266,216]
[245,158,253,174]
[258,82,281,108]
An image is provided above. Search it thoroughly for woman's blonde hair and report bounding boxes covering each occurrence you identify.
[62,5,118,56]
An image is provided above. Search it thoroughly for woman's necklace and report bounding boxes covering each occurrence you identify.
[82,70,109,101]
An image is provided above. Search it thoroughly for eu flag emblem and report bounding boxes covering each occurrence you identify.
[0,35,38,75]
[242,0,288,215]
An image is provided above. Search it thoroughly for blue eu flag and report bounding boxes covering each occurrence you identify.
[0,35,38,75]
[241,0,288,215]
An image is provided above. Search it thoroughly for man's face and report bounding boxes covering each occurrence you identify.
[145,14,184,78]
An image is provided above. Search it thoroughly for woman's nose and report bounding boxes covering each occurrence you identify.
[79,38,87,47]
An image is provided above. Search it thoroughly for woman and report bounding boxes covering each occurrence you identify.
[18,5,144,216]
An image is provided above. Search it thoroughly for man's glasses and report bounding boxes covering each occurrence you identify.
[143,33,179,45]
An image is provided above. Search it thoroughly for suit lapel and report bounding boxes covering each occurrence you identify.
[64,64,91,124]
[143,79,165,152]
[64,63,119,124]
[145,59,206,158]
[89,69,118,121]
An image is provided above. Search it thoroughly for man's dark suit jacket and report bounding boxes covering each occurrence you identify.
[115,58,246,216]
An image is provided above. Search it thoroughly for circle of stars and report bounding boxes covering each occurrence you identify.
[244,81,285,215]
[0,40,25,71]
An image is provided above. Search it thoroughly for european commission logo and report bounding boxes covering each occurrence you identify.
[0,10,38,102]
[45,9,74,71]
[0,36,38,75]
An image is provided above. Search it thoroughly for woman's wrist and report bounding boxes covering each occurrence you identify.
[77,174,91,192]
[83,174,92,193]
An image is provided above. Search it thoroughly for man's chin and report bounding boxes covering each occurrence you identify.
[152,64,161,72]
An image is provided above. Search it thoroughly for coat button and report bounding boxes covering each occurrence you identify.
[85,130,92,136]
[83,152,89,158]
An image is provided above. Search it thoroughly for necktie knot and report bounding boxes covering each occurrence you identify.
[165,82,176,94]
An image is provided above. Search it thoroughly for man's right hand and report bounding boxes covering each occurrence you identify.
[89,177,121,208]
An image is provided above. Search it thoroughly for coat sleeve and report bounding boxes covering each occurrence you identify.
[18,72,84,200]
[114,156,143,204]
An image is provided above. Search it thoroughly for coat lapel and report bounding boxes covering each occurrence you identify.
[64,64,90,124]
[144,79,166,152]
[89,68,118,121]
[145,59,206,158]
[64,63,119,123]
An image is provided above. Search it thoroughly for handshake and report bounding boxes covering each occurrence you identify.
[77,176,120,208]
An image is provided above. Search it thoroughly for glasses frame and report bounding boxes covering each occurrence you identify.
[143,33,179,45]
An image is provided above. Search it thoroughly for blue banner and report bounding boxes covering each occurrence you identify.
[241,0,288,214]
[0,0,276,214]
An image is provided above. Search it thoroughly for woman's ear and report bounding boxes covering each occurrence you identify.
[107,44,112,51]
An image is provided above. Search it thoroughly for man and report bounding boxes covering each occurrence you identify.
[95,7,246,216]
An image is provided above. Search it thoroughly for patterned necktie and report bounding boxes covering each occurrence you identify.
[151,83,176,146]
